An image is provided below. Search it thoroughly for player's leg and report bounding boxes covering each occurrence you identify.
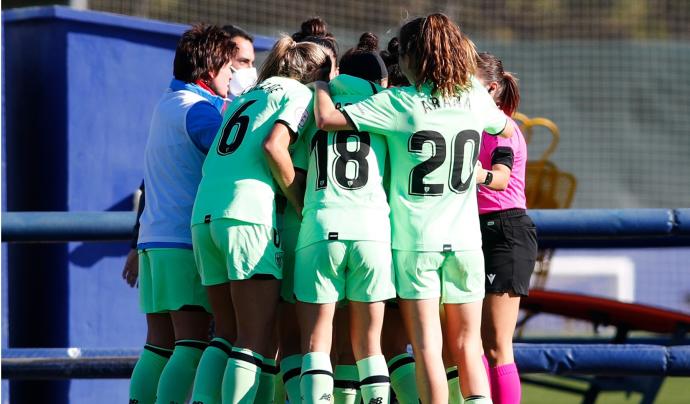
[129,249,175,404]
[440,307,462,404]
[394,250,448,404]
[144,248,211,403]
[443,250,491,404]
[382,304,419,404]
[297,301,337,404]
[222,219,283,403]
[277,224,302,403]
[278,301,303,403]
[482,293,521,404]
[398,298,447,404]
[347,240,395,404]
[480,212,537,404]
[190,222,236,404]
[157,307,211,403]
[130,313,174,404]
[255,323,279,404]
[333,306,360,404]
[295,240,347,404]
[224,278,281,403]
[192,283,235,404]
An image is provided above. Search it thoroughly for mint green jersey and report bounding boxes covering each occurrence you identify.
[294,75,390,249]
[192,76,312,227]
[341,77,508,252]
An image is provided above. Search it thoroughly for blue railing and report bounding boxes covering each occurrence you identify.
[3,209,690,247]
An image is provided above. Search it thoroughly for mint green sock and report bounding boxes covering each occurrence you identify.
[387,353,419,404]
[279,354,302,403]
[254,358,278,403]
[300,351,334,404]
[447,366,463,404]
[155,340,206,403]
[191,337,232,404]
[129,344,172,404]
[357,354,390,404]
[333,364,360,404]
[222,347,263,403]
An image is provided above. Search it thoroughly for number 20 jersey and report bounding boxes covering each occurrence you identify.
[341,77,508,252]
[293,75,390,250]
[192,76,312,228]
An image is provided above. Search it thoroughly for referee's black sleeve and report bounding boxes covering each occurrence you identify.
[491,147,515,170]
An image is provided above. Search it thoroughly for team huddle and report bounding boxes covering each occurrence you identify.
[126,12,537,404]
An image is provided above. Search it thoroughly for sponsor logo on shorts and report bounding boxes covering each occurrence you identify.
[319,393,332,401]
[487,273,496,284]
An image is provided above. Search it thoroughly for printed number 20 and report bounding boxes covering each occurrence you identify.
[408,129,480,196]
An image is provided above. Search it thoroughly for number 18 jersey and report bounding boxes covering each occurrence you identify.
[294,75,390,249]
[341,77,508,252]
[192,76,312,228]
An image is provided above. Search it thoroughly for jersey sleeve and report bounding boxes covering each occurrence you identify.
[340,90,401,136]
[274,85,313,139]
[470,79,508,136]
[185,101,223,154]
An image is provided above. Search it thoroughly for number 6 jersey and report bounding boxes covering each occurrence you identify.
[341,77,508,252]
[293,74,390,250]
[192,76,313,228]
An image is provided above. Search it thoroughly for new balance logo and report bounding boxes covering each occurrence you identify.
[369,398,383,404]
[319,393,332,401]
[487,273,496,284]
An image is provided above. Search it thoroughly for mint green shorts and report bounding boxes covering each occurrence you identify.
[279,224,300,303]
[192,218,283,285]
[294,240,395,304]
[393,249,485,304]
[138,248,210,313]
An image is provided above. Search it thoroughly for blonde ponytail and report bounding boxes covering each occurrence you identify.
[257,36,331,84]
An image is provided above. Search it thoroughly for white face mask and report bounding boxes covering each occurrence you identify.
[229,67,257,97]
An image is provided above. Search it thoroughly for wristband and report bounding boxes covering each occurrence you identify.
[483,170,493,186]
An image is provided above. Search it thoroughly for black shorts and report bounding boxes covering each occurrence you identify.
[480,209,538,296]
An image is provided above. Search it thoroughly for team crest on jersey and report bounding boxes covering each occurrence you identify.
[275,252,284,269]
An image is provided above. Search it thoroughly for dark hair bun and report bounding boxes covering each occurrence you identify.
[293,17,329,41]
[357,32,379,52]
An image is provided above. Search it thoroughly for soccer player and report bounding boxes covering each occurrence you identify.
[127,24,236,404]
[311,13,514,404]
[277,29,340,404]
[190,36,331,403]
[292,32,394,404]
[474,52,537,404]
[377,34,421,404]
